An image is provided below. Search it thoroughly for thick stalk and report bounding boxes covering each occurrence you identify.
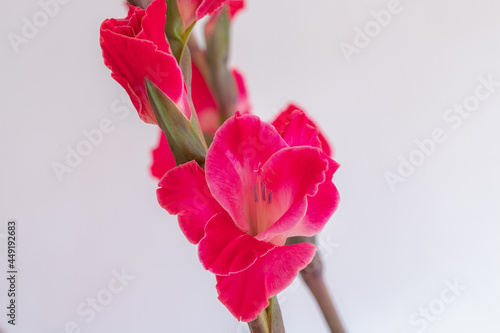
[287,236,345,333]
[301,252,345,333]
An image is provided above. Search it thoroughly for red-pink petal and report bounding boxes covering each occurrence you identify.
[198,212,275,275]
[274,109,322,149]
[196,0,228,20]
[178,0,228,27]
[100,0,187,124]
[206,0,244,30]
[272,104,333,156]
[191,65,251,135]
[286,155,340,237]
[192,60,220,134]
[232,68,251,114]
[255,147,329,242]
[157,161,223,244]
[136,0,170,51]
[100,33,183,123]
[205,113,288,233]
[228,0,245,19]
[216,242,316,322]
[150,132,176,180]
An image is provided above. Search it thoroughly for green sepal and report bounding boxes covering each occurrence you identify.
[146,78,207,168]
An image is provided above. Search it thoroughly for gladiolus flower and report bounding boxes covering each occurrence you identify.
[100,0,191,124]
[157,113,339,321]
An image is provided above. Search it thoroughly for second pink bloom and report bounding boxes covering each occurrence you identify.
[157,112,340,321]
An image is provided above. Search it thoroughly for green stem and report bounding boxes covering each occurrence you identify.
[248,296,285,333]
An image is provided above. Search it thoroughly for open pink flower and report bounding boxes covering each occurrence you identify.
[157,113,339,321]
[100,0,191,124]
[272,104,333,157]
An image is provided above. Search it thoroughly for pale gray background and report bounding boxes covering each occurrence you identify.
[1,0,499,332]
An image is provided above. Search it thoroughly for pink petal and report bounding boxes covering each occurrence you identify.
[100,33,183,123]
[198,212,275,275]
[191,65,251,135]
[228,0,245,19]
[206,0,244,30]
[178,0,228,27]
[192,60,220,134]
[288,181,340,237]
[254,147,329,242]
[274,109,322,149]
[196,0,228,20]
[232,68,251,114]
[272,104,333,156]
[157,161,223,244]
[100,0,188,124]
[136,0,170,51]
[288,155,340,236]
[150,132,176,180]
[205,113,288,233]
[216,242,316,322]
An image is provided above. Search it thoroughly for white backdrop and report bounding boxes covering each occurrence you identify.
[1,0,500,332]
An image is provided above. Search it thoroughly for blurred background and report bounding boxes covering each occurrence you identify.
[1,0,500,332]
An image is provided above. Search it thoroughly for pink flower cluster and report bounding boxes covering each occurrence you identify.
[100,0,340,323]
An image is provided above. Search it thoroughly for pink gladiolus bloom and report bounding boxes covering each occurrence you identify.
[100,0,191,124]
[157,113,340,321]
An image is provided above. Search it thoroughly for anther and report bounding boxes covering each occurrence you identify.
[267,191,273,204]
[261,181,267,201]
[253,184,258,202]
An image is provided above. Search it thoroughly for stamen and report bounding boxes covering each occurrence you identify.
[267,191,273,204]
[253,184,258,202]
[261,181,267,201]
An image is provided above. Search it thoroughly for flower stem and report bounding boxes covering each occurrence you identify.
[287,236,346,333]
[301,252,345,333]
[248,296,285,333]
